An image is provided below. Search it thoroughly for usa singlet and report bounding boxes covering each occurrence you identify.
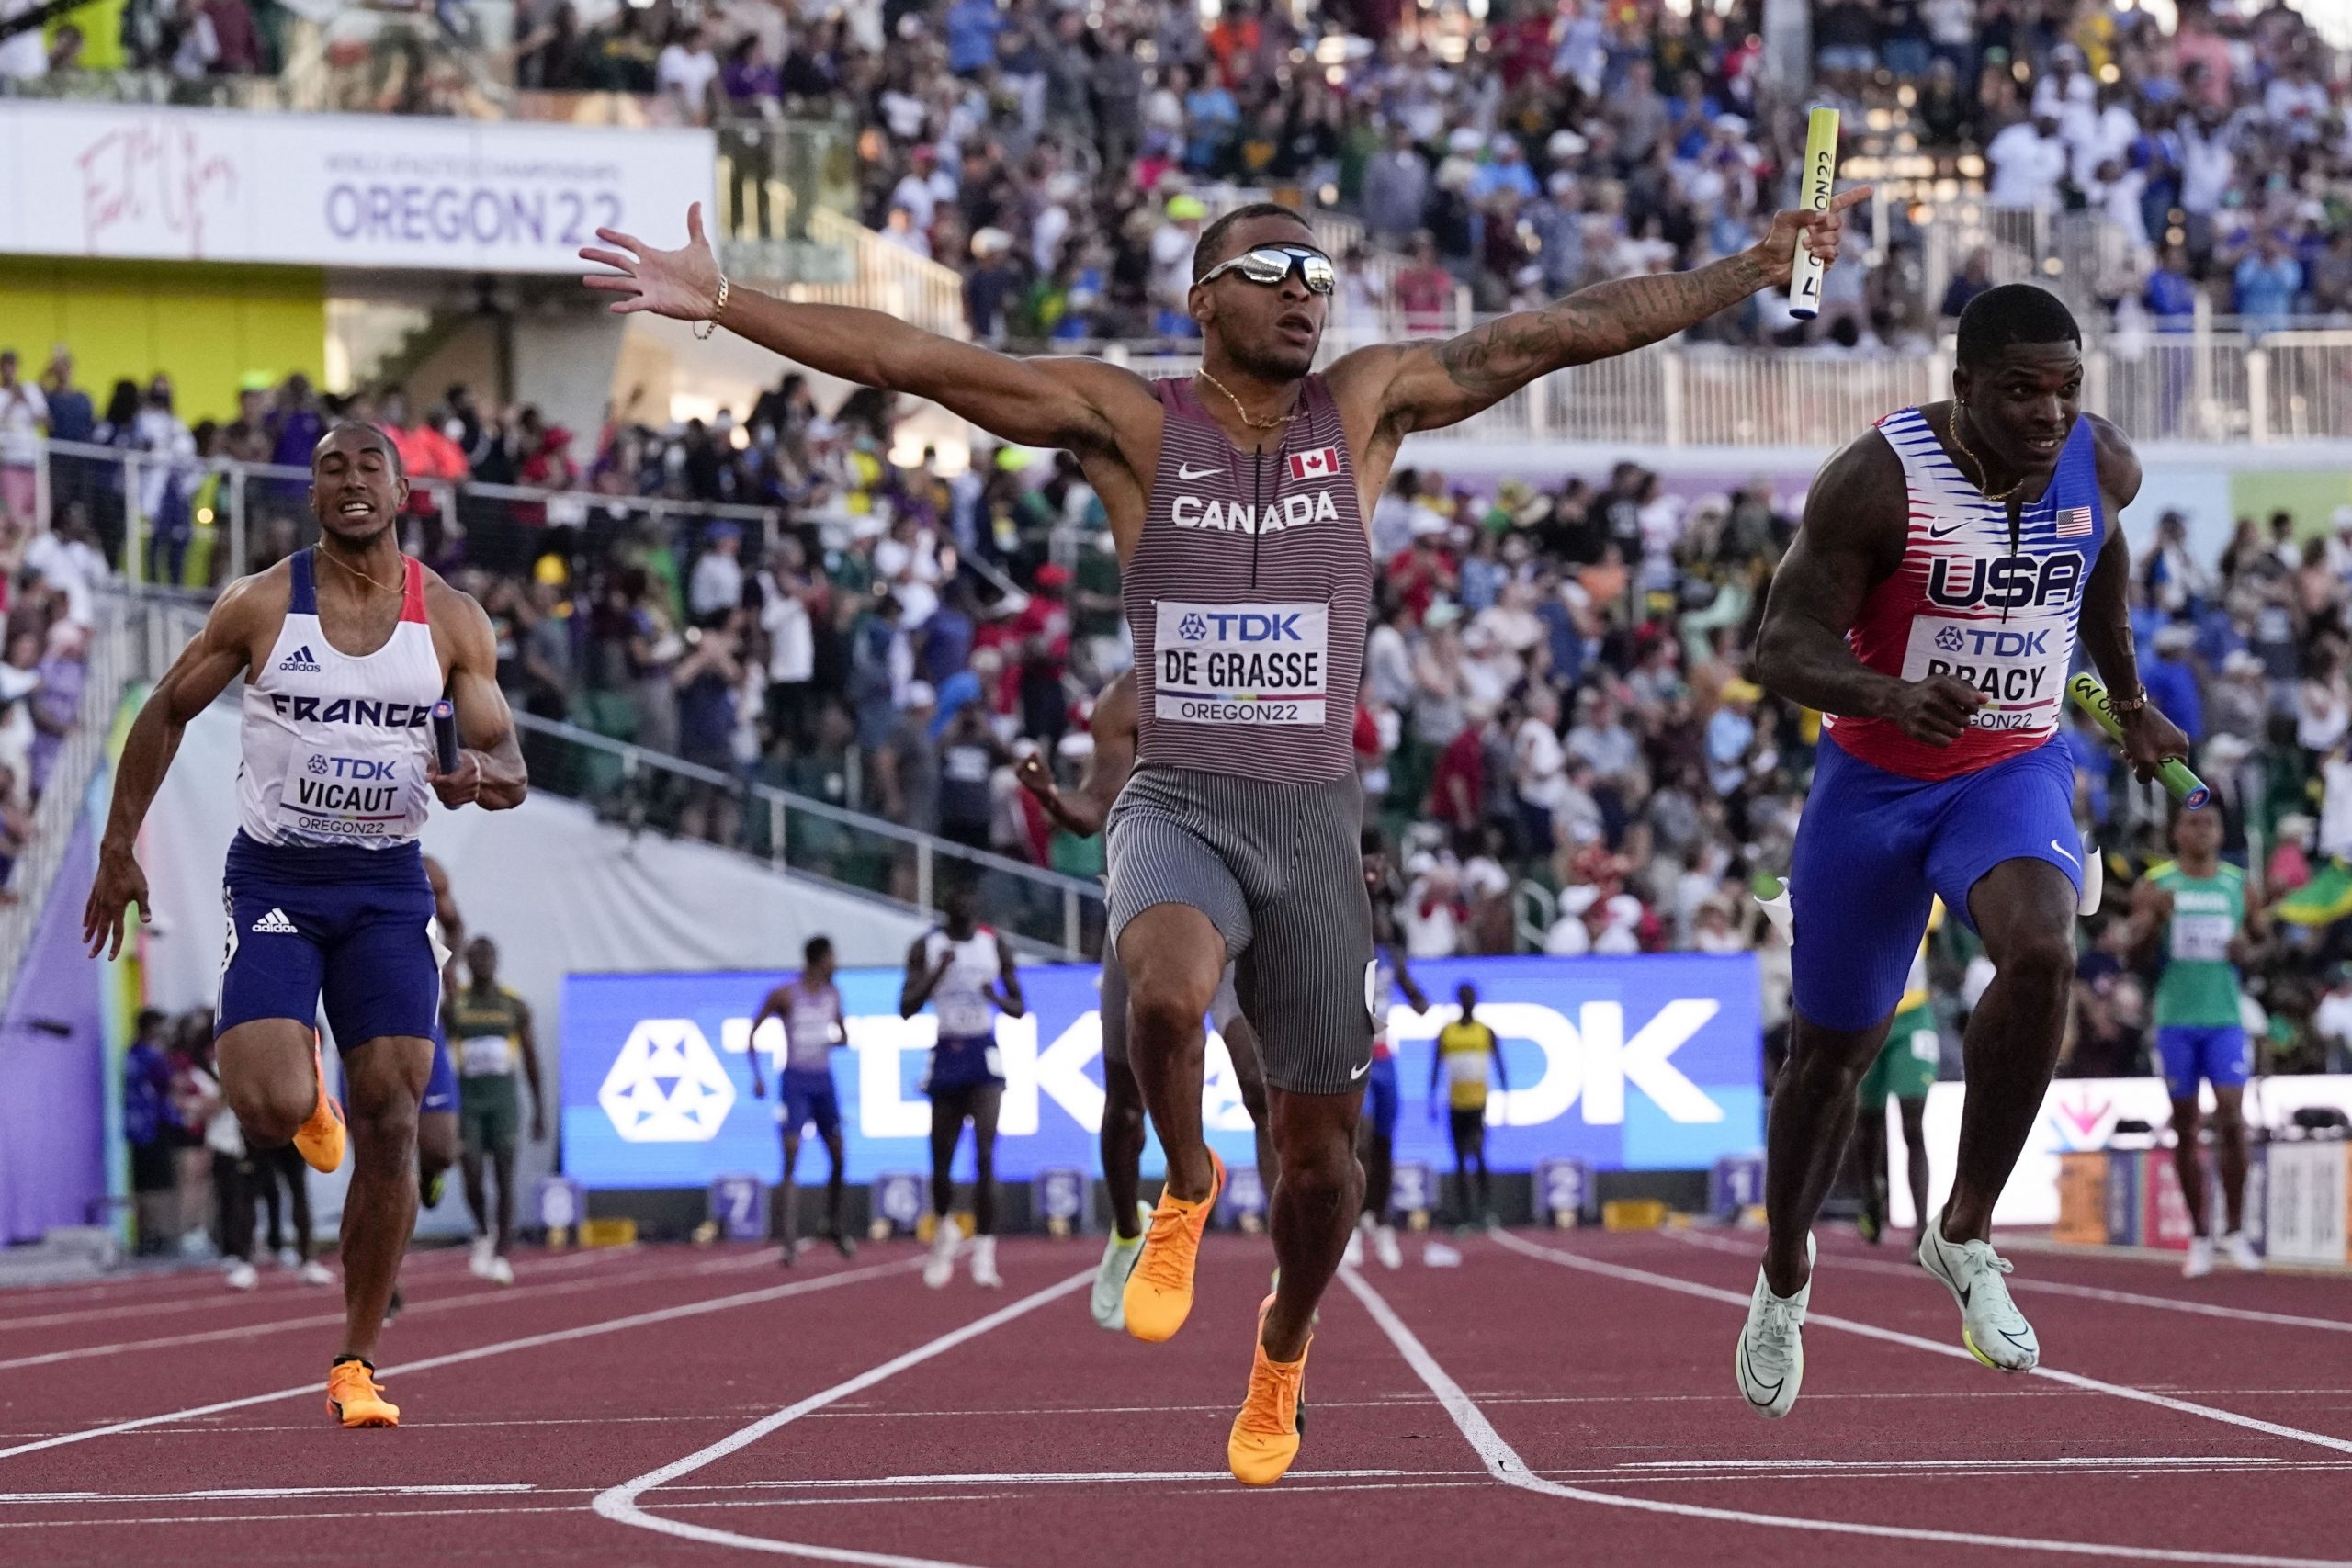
[1826,407,2107,781]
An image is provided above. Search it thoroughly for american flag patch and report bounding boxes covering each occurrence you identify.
[2055,506,2094,538]
[1288,446,1341,480]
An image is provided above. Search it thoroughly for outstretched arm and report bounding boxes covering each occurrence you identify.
[84,577,266,957]
[1340,191,1869,435]
[582,204,1155,457]
[1750,429,1985,742]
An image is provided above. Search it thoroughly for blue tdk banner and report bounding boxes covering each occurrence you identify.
[560,953,1764,1190]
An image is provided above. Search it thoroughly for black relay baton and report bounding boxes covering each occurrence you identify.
[431,699,459,775]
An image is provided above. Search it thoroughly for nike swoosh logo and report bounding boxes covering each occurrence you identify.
[1177,463,1223,480]
[2050,840,2080,868]
[1350,1059,1371,1081]
[1956,1280,1973,1306]
[1928,520,1970,538]
[1736,1338,1783,1405]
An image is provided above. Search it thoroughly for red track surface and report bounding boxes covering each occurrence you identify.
[2,1227,2348,1566]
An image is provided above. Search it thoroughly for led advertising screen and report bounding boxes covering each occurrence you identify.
[560,953,1765,1190]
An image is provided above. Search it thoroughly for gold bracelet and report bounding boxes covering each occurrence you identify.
[693,272,730,340]
[2109,686,2148,716]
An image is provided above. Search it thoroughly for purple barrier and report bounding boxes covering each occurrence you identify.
[0,817,107,1244]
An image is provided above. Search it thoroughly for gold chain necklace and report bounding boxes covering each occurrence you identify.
[1946,404,2029,504]
[1194,367,1300,432]
[319,545,403,595]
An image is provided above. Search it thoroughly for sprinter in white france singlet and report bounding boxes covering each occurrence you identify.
[84,421,526,1427]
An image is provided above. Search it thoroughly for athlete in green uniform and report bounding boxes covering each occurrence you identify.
[1854,900,1942,1250]
[447,936,545,1285]
[2129,807,2267,1277]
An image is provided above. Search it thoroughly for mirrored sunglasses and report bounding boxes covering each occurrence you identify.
[1200,244,1336,296]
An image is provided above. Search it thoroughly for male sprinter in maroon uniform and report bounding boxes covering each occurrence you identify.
[85,423,526,1428]
[1740,286,2187,1417]
[584,186,1861,1483]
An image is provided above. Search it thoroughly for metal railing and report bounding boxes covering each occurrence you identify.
[0,597,131,996]
[505,713,1102,958]
[90,591,1104,960]
[34,438,800,593]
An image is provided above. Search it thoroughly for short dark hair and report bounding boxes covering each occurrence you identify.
[1955,284,2080,367]
[1192,201,1315,283]
[804,935,833,966]
[314,419,404,477]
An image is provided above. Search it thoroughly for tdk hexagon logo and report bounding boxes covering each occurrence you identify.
[1178,613,1207,641]
[598,1019,737,1142]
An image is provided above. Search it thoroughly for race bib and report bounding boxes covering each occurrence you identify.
[2171,911,2234,963]
[459,1033,516,1077]
[279,744,415,841]
[1900,616,2065,734]
[1153,601,1329,727]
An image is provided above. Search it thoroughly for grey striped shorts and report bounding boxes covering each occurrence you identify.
[1104,767,1374,1095]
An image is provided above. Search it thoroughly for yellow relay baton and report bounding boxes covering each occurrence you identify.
[2067,673,2211,809]
[1788,107,1839,321]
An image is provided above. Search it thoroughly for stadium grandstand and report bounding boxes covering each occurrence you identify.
[3,0,2352,1559]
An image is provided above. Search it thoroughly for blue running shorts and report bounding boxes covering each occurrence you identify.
[1790,736,2082,1033]
[1364,1055,1399,1140]
[423,1021,458,1115]
[219,834,449,1084]
[778,1067,843,1139]
[2156,1025,2251,1100]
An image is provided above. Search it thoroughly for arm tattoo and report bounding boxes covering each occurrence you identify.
[1433,250,1769,400]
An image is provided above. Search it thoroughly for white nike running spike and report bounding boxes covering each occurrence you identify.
[922,1224,960,1290]
[1917,1224,2039,1371]
[2222,1231,2263,1273]
[1091,1202,1152,1328]
[1736,1232,1814,1419]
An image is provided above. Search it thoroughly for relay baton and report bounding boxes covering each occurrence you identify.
[2066,673,2210,809]
[431,698,459,775]
[1788,107,1839,321]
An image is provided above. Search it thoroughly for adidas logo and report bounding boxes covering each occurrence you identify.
[279,645,322,673]
[250,908,299,935]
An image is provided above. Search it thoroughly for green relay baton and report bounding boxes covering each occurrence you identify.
[2066,673,2211,810]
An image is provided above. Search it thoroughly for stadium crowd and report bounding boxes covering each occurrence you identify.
[10,336,2352,1081]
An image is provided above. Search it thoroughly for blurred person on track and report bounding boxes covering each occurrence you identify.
[84,421,526,1428]
[899,880,1025,1290]
[1016,671,1278,1331]
[1430,980,1506,1229]
[748,935,857,1264]
[1352,833,1428,1270]
[1742,286,2187,1418]
[448,935,545,1286]
[2129,805,2267,1277]
[586,175,1860,1483]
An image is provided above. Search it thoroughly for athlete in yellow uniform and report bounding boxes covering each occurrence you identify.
[1430,981,1507,1228]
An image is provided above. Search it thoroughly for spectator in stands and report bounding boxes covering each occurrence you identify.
[125,1009,182,1253]
[2234,232,2304,339]
[0,350,48,533]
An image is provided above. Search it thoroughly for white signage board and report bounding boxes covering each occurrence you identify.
[0,101,715,274]
[1890,1074,2352,1231]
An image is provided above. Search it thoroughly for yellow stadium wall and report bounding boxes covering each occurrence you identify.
[0,259,326,427]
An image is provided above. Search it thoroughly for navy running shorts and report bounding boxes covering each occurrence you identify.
[219,833,449,1073]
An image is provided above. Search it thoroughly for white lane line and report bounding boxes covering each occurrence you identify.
[0,1246,791,1372]
[0,1257,916,1462]
[0,1244,645,1334]
[0,1483,533,1505]
[593,1269,1092,1567]
[1663,1230,2352,1335]
[1340,1265,2352,1568]
[1490,1230,2352,1458]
